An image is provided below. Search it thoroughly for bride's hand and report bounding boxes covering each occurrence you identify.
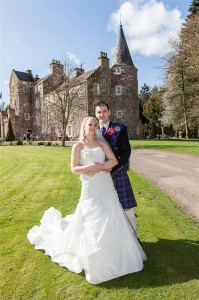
[100,164,112,173]
[85,163,103,176]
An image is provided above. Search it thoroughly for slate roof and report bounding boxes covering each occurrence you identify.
[70,69,97,86]
[35,74,51,85]
[14,70,35,82]
[112,25,134,67]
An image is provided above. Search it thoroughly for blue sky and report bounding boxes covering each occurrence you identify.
[0,0,191,105]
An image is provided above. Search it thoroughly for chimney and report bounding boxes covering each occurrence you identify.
[34,75,39,81]
[26,70,32,75]
[74,67,84,77]
[50,59,64,75]
[98,52,109,68]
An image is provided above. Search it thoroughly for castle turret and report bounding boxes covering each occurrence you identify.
[112,25,134,67]
[111,24,138,138]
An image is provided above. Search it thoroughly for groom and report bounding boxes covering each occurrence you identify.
[95,101,138,236]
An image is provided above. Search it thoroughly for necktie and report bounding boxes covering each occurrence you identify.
[101,126,106,136]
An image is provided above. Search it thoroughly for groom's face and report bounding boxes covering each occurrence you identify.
[95,105,111,125]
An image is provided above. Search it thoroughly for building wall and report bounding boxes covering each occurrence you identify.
[1,56,139,140]
[70,82,88,139]
[87,62,112,117]
[9,72,33,138]
[110,65,139,139]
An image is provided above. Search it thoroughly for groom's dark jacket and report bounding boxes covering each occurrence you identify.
[103,121,131,173]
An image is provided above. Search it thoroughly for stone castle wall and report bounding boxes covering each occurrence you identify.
[1,55,139,140]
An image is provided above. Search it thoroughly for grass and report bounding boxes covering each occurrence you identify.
[130,140,199,155]
[1,146,199,300]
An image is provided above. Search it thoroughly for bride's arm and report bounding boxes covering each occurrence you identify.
[98,140,118,170]
[71,143,103,174]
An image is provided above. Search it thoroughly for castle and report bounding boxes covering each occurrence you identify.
[0,25,139,140]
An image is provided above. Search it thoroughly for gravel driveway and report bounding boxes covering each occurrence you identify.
[130,149,199,221]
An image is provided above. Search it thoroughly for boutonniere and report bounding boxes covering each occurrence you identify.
[115,126,121,132]
[106,128,115,136]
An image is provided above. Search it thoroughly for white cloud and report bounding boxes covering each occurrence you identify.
[66,51,81,66]
[3,80,9,85]
[108,0,184,57]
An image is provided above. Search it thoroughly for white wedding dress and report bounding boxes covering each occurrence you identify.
[27,147,147,284]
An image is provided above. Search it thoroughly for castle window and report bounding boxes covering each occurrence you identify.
[35,86,38,93]
[94,83,100,95]
[36,99,40,108]
[115,67,121,74]
[36,113,41,125]
[117,110,123,118]
[115,86,122,95]
[24,113,30,120]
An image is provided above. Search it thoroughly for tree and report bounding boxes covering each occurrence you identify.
[5,118,15,143]
[188,0,199,18]
[161,12,199,138]
[143,87,163,135]
[181,12,199,137]
[139,83,151,104]
[0,100,6,112]
[48,59,85,146]
[138,84,151,125]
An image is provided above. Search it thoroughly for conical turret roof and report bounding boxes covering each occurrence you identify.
[112,25,134,67]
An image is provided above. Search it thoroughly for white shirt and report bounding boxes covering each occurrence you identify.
[100,121,110,131]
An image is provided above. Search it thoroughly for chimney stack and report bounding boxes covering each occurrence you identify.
[74,67,84,77]
[50,59,64,75]
[98,52,109,68]
[34,75,40,81]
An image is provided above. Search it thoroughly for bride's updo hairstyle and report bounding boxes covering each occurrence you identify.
[79,117,99,142]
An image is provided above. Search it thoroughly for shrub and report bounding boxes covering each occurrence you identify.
[5,118,15,143]
[45,142,52,146]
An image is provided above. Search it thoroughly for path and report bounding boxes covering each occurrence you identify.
[130,149,199,221]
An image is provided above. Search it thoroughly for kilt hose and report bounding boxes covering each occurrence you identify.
[111,166,137,209]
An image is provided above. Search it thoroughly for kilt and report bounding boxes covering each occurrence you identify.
[111,166,137,209]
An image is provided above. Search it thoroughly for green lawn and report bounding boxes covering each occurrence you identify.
[130,140,199,155]
[1,146,199,300]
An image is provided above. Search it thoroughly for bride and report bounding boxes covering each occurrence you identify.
[27,117,147,284]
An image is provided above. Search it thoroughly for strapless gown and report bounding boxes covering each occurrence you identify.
[27,147,146,284]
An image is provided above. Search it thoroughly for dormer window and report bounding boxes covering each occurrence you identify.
[94,83,100,95]
[115,67,121,74]
[115,86,122,95]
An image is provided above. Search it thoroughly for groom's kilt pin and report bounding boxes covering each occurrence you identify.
[112,166,137,209]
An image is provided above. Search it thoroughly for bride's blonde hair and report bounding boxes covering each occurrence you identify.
[79,117,99,142]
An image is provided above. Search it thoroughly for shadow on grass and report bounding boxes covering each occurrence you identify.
[100,238,199,288]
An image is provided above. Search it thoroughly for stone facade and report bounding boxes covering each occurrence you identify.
[0,26,139,140]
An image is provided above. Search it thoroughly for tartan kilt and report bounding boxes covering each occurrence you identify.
[111,166,137,209]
